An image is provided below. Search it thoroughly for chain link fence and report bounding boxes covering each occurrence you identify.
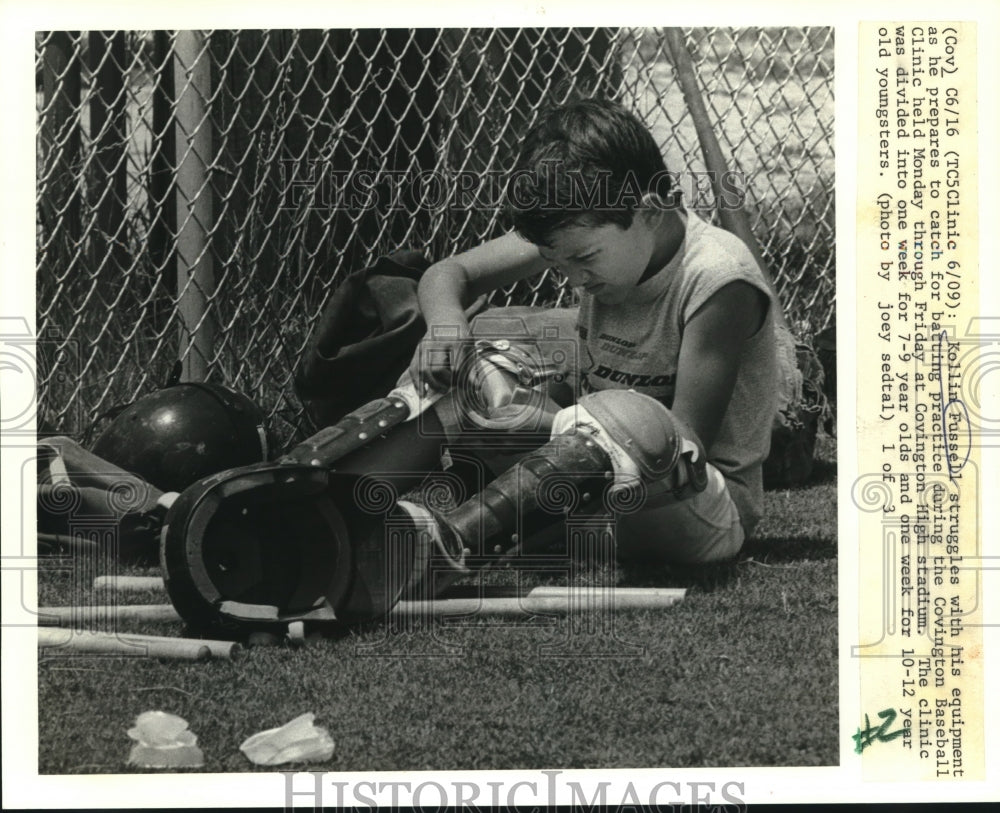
[36,27,834,446]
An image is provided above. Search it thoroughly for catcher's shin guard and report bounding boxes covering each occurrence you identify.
[283,390,417,468]
[399,431,613,589]
[551,389,709,502]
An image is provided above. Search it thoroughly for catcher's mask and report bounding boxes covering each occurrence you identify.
[92,383,270,492]
[160,463,428,633]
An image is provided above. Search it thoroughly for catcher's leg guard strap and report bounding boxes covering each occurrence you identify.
[551,390,708,502]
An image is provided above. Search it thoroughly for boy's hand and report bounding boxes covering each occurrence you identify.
[411,234,549,393]
[408,323,472,394]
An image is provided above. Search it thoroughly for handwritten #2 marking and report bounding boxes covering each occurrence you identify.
[853,708,907,754]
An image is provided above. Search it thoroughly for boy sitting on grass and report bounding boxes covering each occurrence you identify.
[152,98,782,630]
[405,98,779,564]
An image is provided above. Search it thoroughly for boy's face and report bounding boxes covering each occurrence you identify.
[536,215,660,305]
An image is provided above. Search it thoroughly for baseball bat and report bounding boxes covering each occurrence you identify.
[38,628,213,661]
[43,587,686,631]
[392,590,685,617]
[93,575,166,592]
[92,576,686,604]
[98,630,242,659]
[38,604,183,626]
[527,586,686,599]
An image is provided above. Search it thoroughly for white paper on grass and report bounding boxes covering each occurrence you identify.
[126,710,204,768]
[239,712,335,766]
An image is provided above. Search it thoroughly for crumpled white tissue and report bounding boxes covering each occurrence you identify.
[127,710,204,768]
[239,712,335,765]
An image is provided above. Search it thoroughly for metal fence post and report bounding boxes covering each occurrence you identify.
[173,30,215,382]
[39,31,82,260]
[664,29,778,297]
[150,31,177,280]
[88,31,129,280]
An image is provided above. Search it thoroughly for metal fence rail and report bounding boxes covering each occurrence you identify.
[36,28,834,445]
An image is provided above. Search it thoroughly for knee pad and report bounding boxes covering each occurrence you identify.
[551,389,708,501]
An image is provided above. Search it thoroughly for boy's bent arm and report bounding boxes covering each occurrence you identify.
[417,231,550,319]
[670,281,769,450]
[413,232,551,390]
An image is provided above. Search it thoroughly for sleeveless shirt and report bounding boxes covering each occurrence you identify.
[576,211,778,536]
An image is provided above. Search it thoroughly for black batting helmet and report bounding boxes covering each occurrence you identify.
[91,383,270,493]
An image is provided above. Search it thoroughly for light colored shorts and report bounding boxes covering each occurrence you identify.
[612,463,744,564]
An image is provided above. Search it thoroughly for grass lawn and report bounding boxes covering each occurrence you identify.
[36,435,837,773]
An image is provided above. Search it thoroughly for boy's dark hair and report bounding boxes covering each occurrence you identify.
[504,98,670,246]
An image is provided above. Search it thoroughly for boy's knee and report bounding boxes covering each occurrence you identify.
[551,389,707,501]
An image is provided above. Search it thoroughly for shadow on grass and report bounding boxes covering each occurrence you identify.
[611,532,837,594]
[447,528,837,599]
[743,533,837,562]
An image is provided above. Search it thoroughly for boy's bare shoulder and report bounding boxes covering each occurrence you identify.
[687,214,761,272]
[689,280,769,341]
